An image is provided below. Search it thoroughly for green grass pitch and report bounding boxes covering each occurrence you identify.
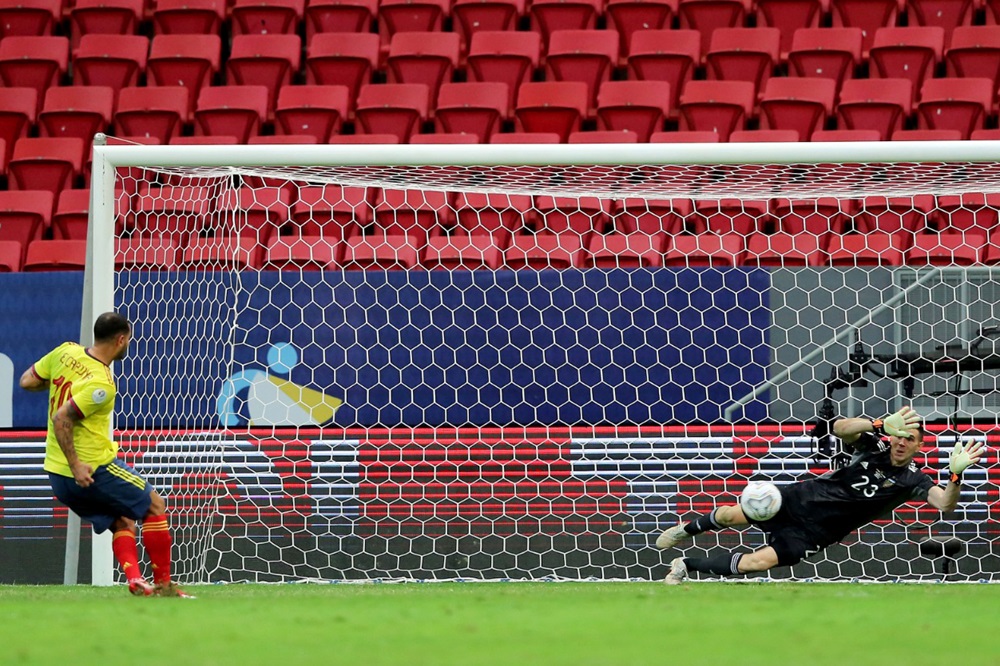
[2,582,998,666]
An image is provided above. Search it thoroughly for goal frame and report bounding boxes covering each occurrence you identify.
[78,136,1000,585]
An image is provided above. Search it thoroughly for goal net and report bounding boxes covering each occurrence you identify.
[88,139,1000,583]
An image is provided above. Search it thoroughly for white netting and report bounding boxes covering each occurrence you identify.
[97,144,999,582]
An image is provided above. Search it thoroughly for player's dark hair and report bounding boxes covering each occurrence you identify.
[94,312,131,342]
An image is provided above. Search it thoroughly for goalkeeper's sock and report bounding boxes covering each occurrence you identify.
[112,529,140,578]
[683,509,722,536]
[684,552,743,576]
[142,515,173,584]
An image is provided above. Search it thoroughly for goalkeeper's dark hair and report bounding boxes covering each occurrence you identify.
[94,312,131,343]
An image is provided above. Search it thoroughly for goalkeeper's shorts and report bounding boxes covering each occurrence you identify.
[49,461,153,534]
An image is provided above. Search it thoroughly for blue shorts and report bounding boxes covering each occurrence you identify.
[49,461,153,534]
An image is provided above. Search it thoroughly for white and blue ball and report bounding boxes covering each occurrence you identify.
[740,481,782,521]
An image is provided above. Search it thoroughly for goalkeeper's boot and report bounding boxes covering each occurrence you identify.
[664,557,689,586]
[655,523,691,550]
[155,582,196,599]
[127,577,155,597]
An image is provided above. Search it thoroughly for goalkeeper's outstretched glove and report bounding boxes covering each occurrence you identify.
[881,406,922,438]
[949,440,986,479]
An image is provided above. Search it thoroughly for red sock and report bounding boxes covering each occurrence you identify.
[142,515,173,585]
[112,530,141,580]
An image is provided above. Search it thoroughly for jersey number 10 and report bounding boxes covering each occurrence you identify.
[50,376,73,418]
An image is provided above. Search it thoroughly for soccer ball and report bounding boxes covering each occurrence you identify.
[740,481,782,521]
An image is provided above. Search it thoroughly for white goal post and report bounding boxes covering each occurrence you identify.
[79,137,1000,584]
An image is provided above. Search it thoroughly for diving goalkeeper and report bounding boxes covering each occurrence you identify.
[655,406,985,584]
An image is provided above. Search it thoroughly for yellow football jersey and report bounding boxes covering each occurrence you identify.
[32,342,118,477]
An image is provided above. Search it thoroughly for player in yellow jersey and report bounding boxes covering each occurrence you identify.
[20,312,192,598]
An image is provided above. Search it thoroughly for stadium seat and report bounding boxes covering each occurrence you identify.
[854,195,935,234]
[504,232,585,269]
[0,241,23,272]
[650,130,720,142]
[811,129,881,141]
[453,192,533,237]
[730,129,800,142]
[231,0,305,36]
[755,0,826,59]
[528,0,603,47]
[534,197,612,241]
[514,81,589,142]
[147,35,222,112]
[906,231,984,265]
[743,231,826,267]
[826,231,907,266]
[787,27,863,90]
[177,235,263,270]
[773,198,851,235]
[662,232,744,266]
[23,240,87,272]
[0,37,69,103]
[545,30,620,108]
[595,80,671,142]
[916,77,994,140]
[933,193,1000,233]
[115,236,180,271]
[869,26,944,97]
[692,199,769,235]
[758,77,836,142]
[153,0,225,35]
[0,0,60,38]
[341,233,422,270]
[891,129,962,141]
[194,85,269,143]
[971,129,1000,140]
[72,34,148,96]
[945,26,1000,89]
[0,190,54,258]
[355,83,430,142]
[250,134,318,145]
[8,138,84,193]
[69,0,142,49]
[452,0,526,52]
[227,35,303,114]
[568,130,639,143]
[435,82,509,142]
[705,27,780,98]
[263,235,339,270]
[328,133,401,144]
[0,89,38,164]
[38,86,114,147]
[114,87,190,144]
[614,198,691,235]
[677,79,755,142]
[626,30,701,113]
[830,0,900,56]
[305,0,378,42]
[131,185,216,243]
[386,32,462,101]
[983,230,1000,264]
[170,135,239,145]
[836,78,912,141]
[52,190,91,241]
[490,132,562,143]
[374,188,452,242]
[466,31,543,114]
[411,132,481,143]
[291,184,372,238]
[585,232,666,268]
[377,0,450,48]
[422,234,508,270]
[217,187,292,247]
[306,32,381,104]
[274,85,350,142]
[906,0,976,34]
[677,0,751,55]
[605,0,675,55]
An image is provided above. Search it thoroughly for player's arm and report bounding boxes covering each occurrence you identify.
[52,400,94,488]
[926,440,986,513]
[834,406,922,446]
[832,417,873,446]
[19,365,48,391]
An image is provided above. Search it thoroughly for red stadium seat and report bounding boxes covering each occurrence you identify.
[605,0,676,54]
[0,89,38,164]
[0,241,23,272]
[73,34,148,96]
[377,0,450,47]
[177,236,262,270]
[374,188,452,242]
[355,83,430,142]
[545,29,620,108]
[467,31,543,113]
[705,27,780,98]
[114,87,190,144]
[627,29,701,113]
[504,232,585,269]
[906,0,976,34]
[677,79,755,142]
[596,80,671,141]
[216,188,292,246]
[906,231,984,265]
[933,193,1000,233]
[306,32,380,104]
[568,130,639,142]
[130,185,217,244]
[147,35,222,112]
[227,35,303,113]
[69,0,142,49]
[264,235,339,271]
[341,233,422,270]
[869,26,944,97]
[52,190,91,241]
[830,0,900,56]
[514,81,589,142]
[305,0,378,42]
[663,232,744,266]
[0,37,69,103]
[23,240,87,272]
[528,0,603,47]
[755,0,826,59]
[194,86,269,143]
[759,76,836,142]
[38,86,114,147]
[231,0,305,36]
[614,198,691,235]
[650,130,720,142]
[811,129,881,141]
[971,129,1000,140]
[891,129,962,141]
[453,192,533,237]
[328,134,401,144]
[773,198,851,235]
[0,0,60,38]
[291,184,371,238]
[826,231,908,266]
[274,85,350,142]
[411,132,481,143]
[677,0,751,55]
[435,82,509,142]
[115,236,180,271]
[854,195,935,234]
[945,26,1000,89]
[692,199,769,234]
[9,138,84,193]
[153,0,225,35]
[490,132,561,143]
[422,234,508,270]
[534,196,612,240]
[730,129,800,142]
[453,0,526,51]
[916,77,994,140]
[250,135,318,144]
[585,232,666,268]
[386,31,462,101]
[0,190,54,258]
[787,27,863,90]
[743,231,826,266]
[170,135,239,145]
[836,78,912,141]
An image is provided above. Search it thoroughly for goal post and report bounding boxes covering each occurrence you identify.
[82,137,1000,584]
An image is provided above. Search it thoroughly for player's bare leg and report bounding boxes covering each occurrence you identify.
[656,504,750,550]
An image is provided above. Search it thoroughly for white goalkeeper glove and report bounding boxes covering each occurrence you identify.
[949,440,986,482]
[879,406,922,438]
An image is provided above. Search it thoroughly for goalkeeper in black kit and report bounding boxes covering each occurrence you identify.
[656,407,986,584]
